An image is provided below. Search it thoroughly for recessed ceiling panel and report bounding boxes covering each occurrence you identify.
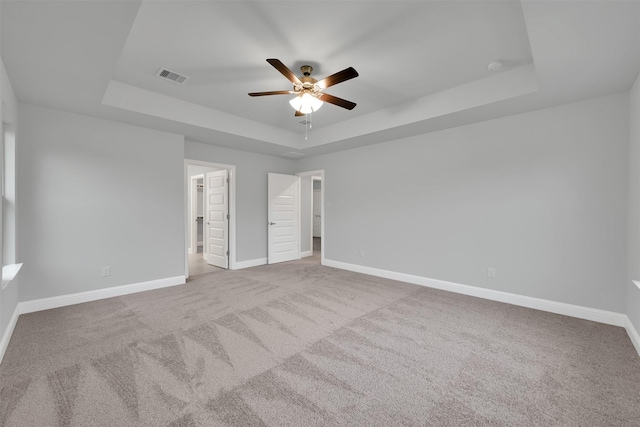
[113,1,534,134]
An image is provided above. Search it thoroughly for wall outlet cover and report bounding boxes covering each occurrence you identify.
[102,266,111,277]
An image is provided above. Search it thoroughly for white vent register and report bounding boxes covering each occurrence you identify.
[155,67,189,84]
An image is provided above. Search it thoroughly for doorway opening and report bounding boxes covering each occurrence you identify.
[189,174,205,256]
[184,159,237,279]
[295,169,325,265]
[312,176,322,259]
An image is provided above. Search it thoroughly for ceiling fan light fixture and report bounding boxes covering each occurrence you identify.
[289,92,323,114]
[249,59,358,115]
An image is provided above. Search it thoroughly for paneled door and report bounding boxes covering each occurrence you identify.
[205,169,229,269]
[268,173,300,264]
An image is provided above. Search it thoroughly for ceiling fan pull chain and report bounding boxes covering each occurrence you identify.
[306,112,314,141]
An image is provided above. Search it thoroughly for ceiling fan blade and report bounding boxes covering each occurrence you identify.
[248,90,293,96]
[320,93,357,110]
[266,59,302,85]
[317,67,359,89]
[294,110,305,117]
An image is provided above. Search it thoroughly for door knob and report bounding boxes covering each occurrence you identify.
[269,222,276,225]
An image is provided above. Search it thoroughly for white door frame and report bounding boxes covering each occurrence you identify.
[189,174,204,255]
[184,159,237,277]
[295,169,325,265]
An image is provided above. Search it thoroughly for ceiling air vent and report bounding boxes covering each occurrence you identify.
[281,152,305,159]
[155,67,189,84]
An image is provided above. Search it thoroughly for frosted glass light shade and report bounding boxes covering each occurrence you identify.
[289,93,323,114]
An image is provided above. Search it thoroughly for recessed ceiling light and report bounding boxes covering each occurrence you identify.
[488,61,504,71]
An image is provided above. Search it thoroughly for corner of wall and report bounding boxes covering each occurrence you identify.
[627,72,640,338]
[0,53,20,365]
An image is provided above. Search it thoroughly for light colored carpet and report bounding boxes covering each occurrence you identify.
[1,257,639,426]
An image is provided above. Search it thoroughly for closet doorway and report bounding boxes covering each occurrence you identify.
[296,170,325,264]
[185,160,236,278]
[189,174,205,256]
[312,176,322,256]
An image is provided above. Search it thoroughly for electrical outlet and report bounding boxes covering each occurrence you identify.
[487,267,496,278]
[359,250,365,257]
[102,266,111,277]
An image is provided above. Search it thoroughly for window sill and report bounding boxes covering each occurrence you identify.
[2,263,22,290]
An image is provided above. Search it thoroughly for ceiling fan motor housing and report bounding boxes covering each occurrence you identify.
[297,66,319,94]
[294,67,321,96]
[300,65,313,76]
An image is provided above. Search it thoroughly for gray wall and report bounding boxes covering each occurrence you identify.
[17,103,185,301]
[628,74,640,332]
[297,93,629,313]
[185,141,295,262]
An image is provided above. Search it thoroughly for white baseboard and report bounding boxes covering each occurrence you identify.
[18,275,186,315]
[0,304,20,364]
[233,258,267,270]
[324,259,627,327]
[300,250,313,258]
[626,317,640,356]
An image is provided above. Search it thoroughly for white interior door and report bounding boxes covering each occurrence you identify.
[268,173,300,264]
[313,189,321,237]
[189,176,199,254]
[205,169,228,269]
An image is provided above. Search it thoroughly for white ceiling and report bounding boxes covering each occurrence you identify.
[2,1,639,158]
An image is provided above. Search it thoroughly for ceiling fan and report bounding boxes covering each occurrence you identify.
[248,59,359,116]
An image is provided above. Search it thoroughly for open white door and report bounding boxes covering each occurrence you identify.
[205,169,229,269]
[268,173,300,264]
